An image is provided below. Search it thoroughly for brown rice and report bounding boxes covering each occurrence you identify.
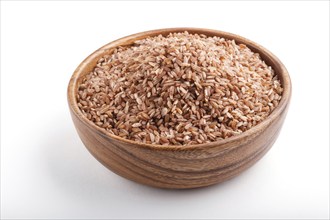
[76,32,283,145]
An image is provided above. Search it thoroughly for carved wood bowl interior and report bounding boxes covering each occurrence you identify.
[67,28,291,189]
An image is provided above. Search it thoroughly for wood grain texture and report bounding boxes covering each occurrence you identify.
[67,28,291,189]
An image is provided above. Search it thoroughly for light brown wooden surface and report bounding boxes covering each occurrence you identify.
[67,28,291,189]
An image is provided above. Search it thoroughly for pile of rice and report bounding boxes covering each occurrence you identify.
[77,32,283,145]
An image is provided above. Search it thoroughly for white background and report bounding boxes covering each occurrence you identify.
[1,1,329,219]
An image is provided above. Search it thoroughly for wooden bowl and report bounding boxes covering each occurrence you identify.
[67,28,291,189]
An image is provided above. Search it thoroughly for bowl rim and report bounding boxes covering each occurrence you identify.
[67,27,291,151]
